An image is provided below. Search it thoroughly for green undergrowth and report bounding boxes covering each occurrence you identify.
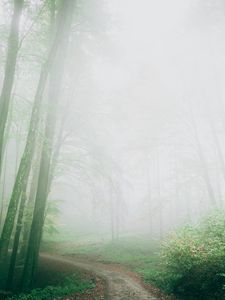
[42,211,225,299]
[153,211,225,300]
[43,236,162,287]
[7,273,95,300]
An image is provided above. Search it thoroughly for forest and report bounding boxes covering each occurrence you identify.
[0,0,225,299]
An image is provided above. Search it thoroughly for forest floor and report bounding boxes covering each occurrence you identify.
[41,253,166,300]
[37,255,106,300]
[40,237,172,299]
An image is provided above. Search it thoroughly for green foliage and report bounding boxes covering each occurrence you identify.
[149,212,225,299]
[7,273,95,300]
[42,224,225,299]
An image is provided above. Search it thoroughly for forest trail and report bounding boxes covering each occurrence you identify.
[41,253,159,300]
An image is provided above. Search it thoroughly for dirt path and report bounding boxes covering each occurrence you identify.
[41,253,159,300]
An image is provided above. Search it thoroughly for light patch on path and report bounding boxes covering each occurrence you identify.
[41,253,159,300]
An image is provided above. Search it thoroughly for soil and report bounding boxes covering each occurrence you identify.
[40,253,170,300]
[37,255,106,300]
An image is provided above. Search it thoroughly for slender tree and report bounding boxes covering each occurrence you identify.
[21,0,75,290]
[6,187,27,290]
[0,0,24,174]
[191,111,217,207]
[0,0,66,263]
[19,152,41,260]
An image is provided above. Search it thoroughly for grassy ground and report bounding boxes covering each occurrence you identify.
[41,212,225,300]
[42,235,162,287]
[7,273,95,300]
[1,255,104,300]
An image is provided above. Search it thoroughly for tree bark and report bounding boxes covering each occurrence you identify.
[6,188,27,290]
[19,157,41,260]
[0,0,24,175]
[21,0,74,290]
[0,0,65,263]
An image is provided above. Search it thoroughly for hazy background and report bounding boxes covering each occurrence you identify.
[1,0,225,241]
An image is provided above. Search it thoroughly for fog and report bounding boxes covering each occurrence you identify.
[1,0,225,243]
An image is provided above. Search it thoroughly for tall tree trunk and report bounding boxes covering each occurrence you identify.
[115,197,120,240]
[18,0,57,263]
[21,0,74,290]
[190,111,217,207]
[110,192,115,242]
[6,188,27,290]
[145,153,152,235]
[48,100,70,191]
[208,115,225,183]
[19,156,41,260]
[156,145,163,239]
[0,2,65,263]
[0,0,24,175]
[187,102,217,207]
[0,149,7,232]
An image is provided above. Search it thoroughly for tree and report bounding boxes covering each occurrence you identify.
[21,0,75,290]
[0,0,66,264]
[0,0,24,175]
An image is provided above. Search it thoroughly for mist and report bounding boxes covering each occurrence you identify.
[50,0,225,238]
[0,0,225,298]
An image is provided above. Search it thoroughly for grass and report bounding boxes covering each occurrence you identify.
[7,272,95,300]
[41,212,225,299]
[42,235,162,285]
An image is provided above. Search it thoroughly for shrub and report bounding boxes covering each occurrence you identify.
[154,211,225,299]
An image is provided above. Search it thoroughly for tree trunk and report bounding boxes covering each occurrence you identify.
[191,112,217,207]
[145,152,152,235]
[0,1,65,263]
[19,0,57,262]
[156,145,163,239]
[21,0,74,290]
[6,188,27,290]
[0,0,24,175]
[110,193,115,242]
[0,149,7,232]
[19,158,41,260]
